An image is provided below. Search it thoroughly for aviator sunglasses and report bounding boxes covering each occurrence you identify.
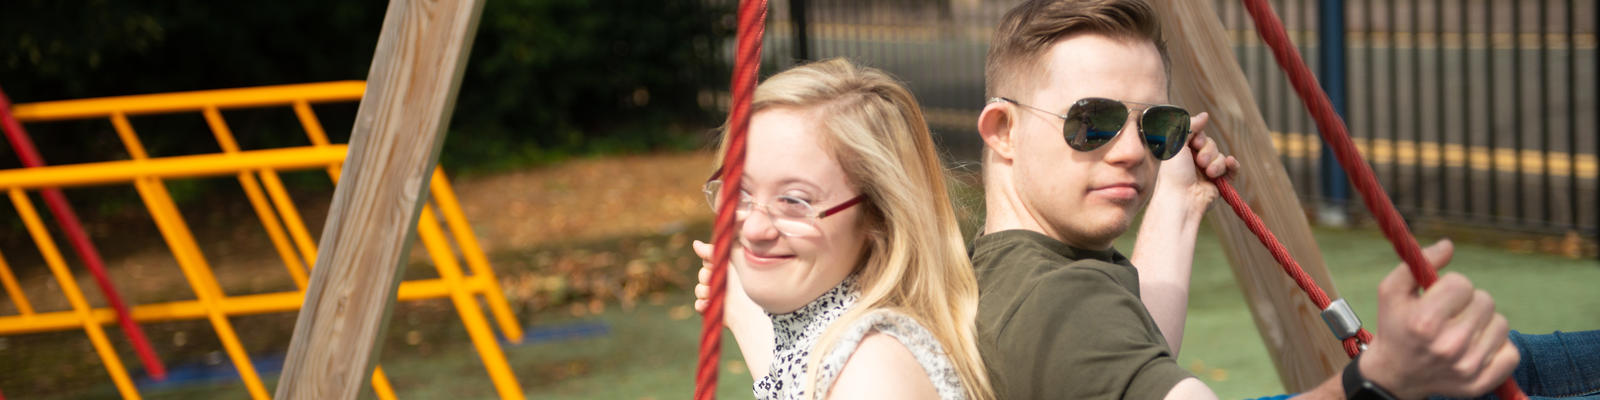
[990,97,1192,160]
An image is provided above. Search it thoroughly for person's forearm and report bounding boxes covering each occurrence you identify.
[1272,360,1416,400]
[724,287,775,377]
[1131,190,1206,355]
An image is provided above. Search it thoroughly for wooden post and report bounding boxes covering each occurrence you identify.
[1151,0,1349,392]
[274,0,487,399]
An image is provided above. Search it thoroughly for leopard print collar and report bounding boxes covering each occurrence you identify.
[753,275,860,399]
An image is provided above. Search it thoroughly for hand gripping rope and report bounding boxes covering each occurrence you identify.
[1232,0,1526,398]
[695,0,767,399]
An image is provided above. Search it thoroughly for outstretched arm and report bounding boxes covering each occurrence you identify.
[1131,112,1236,355]
[694,240,774,377]
[1164,240,1519,400]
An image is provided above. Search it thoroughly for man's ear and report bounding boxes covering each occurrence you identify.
[978,102,1018,162]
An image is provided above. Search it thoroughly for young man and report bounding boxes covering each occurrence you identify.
[972,0,1519,399]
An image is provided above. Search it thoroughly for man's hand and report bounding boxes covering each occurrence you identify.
[1359,239,1519,400]
[1155,112,1238,217]
[1135,112,1240,354]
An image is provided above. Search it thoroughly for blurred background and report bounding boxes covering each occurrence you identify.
[0,0,1594,398]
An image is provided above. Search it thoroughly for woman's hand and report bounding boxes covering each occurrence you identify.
[692,239,775,376]
[693,240,750,316]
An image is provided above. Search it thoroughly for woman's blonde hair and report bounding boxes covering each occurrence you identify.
[714,58,993,400]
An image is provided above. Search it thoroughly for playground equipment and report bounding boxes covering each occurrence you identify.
[0,86,167,383]
[270,1,503,400]
[0,80,523,399]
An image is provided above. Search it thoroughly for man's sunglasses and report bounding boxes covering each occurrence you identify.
[990,97,1192,161]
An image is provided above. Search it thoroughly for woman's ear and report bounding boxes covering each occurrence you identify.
[978,102,1018,162]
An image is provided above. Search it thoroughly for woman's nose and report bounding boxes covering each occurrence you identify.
[738,206,782,242]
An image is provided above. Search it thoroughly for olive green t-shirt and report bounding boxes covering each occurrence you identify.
[971,230,1193,399]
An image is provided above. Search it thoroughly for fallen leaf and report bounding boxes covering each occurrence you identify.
[669,305,693,320]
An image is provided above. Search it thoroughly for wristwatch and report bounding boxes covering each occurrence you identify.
[1343,354,1400,400]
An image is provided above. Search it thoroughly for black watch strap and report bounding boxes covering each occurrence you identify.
[1344,353,1400,400]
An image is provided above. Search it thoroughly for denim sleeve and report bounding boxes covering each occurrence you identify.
[1435,329,1600,400]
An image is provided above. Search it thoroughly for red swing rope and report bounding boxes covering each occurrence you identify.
[0,86,168,381]
[695,0,767,398]
[1214,179,1375,356]
[1230,0,1526,398]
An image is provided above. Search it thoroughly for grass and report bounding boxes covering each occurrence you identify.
[1153,225,1600,397]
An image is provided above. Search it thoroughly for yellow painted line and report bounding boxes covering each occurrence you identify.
[1242,31,1598,49]
[0,145,348,190]
[1270,131,1598,179]
[782,21,994,42]
[0,276,495,336]
[10,81,366,121]
[924,107,977,129]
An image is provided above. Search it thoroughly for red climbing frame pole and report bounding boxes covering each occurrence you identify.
[0,85,168,381]
[695,0,766,399]
[1233,0,1525,398]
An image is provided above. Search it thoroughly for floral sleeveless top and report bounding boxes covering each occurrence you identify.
[753,275,967,399]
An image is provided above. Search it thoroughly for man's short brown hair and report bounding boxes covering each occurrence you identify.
[984,0,1169,98]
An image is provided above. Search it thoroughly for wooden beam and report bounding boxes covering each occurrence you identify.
[274,0,487,399]
[1150,0,1349,392]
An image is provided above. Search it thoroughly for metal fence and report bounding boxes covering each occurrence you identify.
[1230,0,1599,238]
[739,0,1598,238]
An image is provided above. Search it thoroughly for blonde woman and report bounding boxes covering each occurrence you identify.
[691,58,993,400]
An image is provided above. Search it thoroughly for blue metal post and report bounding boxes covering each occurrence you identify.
[1318,0,1351,222]
[790,0,810,63]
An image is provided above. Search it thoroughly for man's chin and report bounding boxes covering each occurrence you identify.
[1058,214,1133,249]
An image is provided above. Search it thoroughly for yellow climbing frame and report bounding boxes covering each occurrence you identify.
[0,81,526,400]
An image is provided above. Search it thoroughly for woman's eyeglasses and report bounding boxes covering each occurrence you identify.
[990,97,1192,161]
[702,172,866,237]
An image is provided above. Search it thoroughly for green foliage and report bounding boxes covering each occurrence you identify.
[450,0,732,172]
[0,0,732,216]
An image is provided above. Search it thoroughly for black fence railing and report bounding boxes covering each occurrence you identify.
[1231,0,1598,239]
[727,0,1598,239]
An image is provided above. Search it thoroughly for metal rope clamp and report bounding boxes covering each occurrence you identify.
[1321,298,1363,342]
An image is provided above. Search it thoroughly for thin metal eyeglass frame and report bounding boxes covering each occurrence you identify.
[702,168,867,233]
[989,96,1174,117]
